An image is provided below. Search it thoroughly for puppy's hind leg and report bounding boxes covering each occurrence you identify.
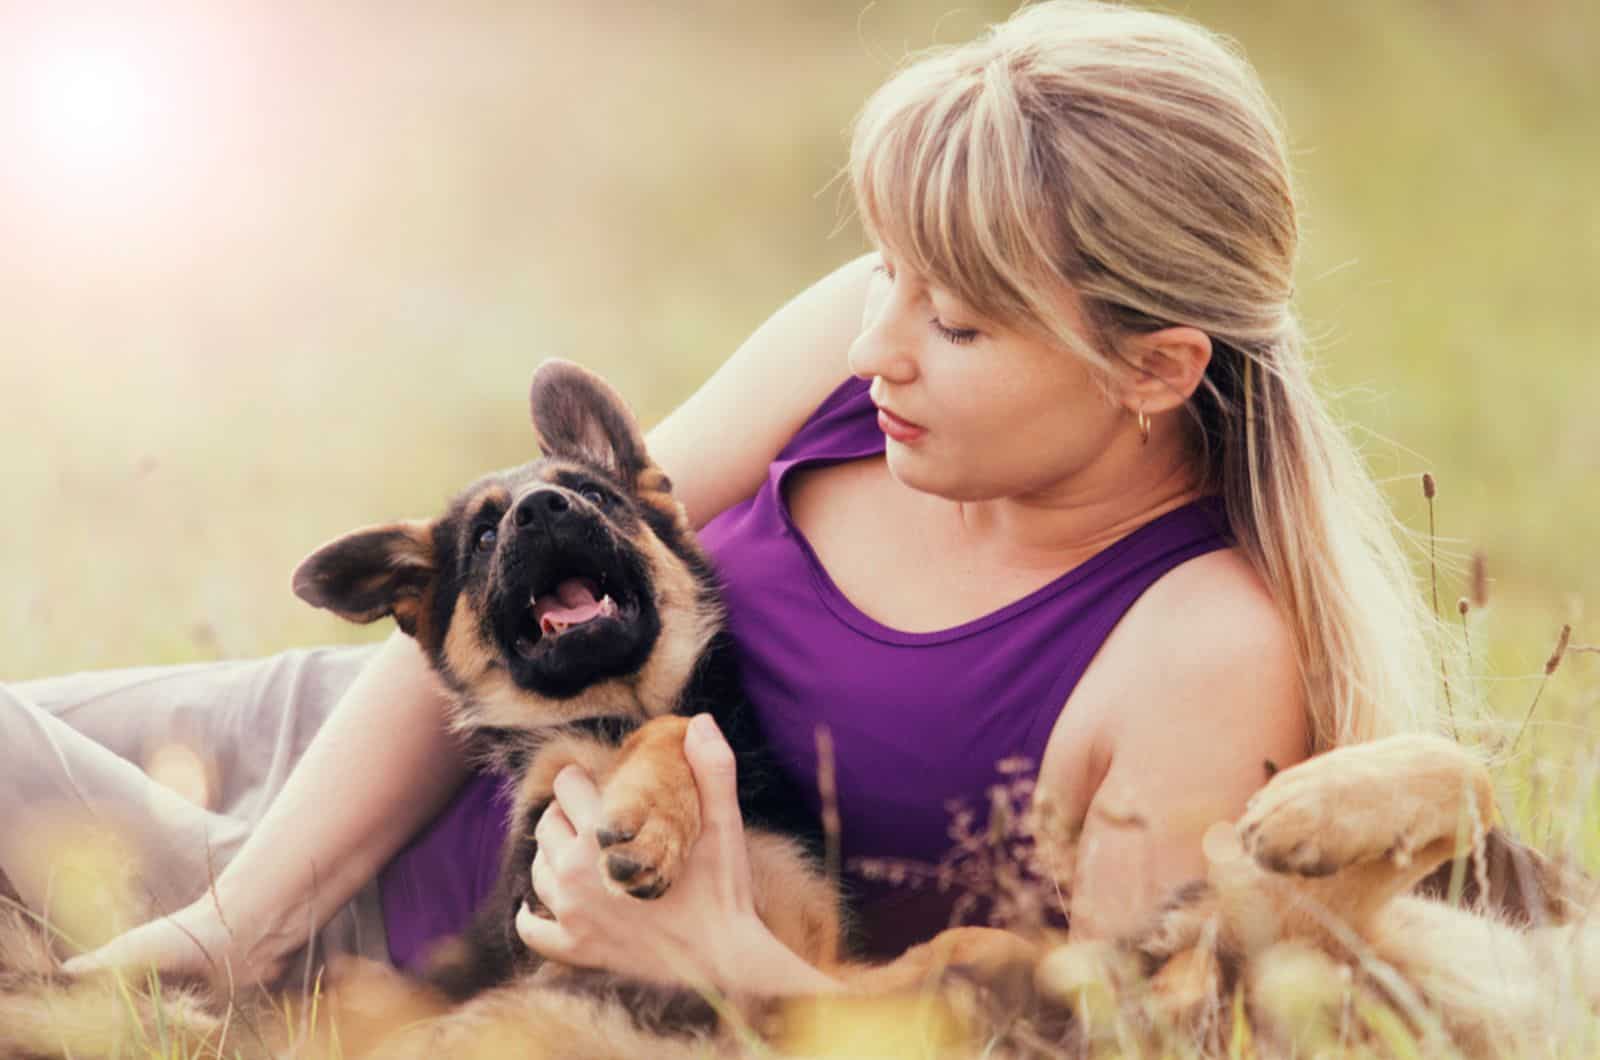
[1237,735,1495,930]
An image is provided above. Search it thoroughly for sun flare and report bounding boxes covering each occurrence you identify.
[19,28,171,178]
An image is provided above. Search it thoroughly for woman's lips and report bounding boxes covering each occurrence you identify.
[875,405,926,444]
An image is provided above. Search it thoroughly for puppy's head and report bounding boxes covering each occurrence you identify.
[292,360,720,732]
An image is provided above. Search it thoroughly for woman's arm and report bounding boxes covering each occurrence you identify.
[209,631,472,963]
[646,252,878,529]
[66,631,470,983]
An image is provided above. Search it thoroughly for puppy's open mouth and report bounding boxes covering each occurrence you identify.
[510,568,636,659]
[535,578,618,635]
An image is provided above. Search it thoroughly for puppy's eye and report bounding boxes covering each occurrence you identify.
[579,485,608,508]
[474,525,498,553]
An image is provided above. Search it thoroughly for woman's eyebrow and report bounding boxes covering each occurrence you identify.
[928,284,985,320]
[875,251,987,320]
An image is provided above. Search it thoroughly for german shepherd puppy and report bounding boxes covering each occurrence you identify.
[291,359,841,1015]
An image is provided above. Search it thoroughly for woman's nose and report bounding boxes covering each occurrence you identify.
[848,273,918,384]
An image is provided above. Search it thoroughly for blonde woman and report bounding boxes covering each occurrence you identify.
[21,0,1434,994]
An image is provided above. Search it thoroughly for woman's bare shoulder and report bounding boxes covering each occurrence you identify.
[1132,546,1285,643]
[1099,546,1304,741]
[1036,546,1307,845]
[1039,546,1310,937]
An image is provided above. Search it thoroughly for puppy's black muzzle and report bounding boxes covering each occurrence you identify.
[514,487,575,533]
[489,485,661,700]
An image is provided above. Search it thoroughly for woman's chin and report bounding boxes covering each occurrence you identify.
[883,443,934,491]
[888,446,1043,505]
[885,446,978,502]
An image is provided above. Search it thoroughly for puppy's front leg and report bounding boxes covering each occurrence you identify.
[593,715,701,899]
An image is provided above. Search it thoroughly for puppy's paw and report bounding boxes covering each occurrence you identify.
[1239,735,1493,878]
[594,716,701,899]
[594,804,696,899]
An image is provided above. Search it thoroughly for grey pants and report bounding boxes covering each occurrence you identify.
[1,646,390,969]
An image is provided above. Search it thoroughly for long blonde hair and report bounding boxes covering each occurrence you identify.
[850,0,1438,751]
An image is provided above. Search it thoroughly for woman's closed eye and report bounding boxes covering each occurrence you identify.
[930,318,979,345]
[873,262,982,346]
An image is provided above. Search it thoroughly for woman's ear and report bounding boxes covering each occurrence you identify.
[1119,326,1213,414]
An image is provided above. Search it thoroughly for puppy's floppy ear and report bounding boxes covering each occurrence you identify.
[292,521,435,637]
[529,359,654,485]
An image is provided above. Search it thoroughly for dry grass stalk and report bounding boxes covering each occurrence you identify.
[813,724,842,969]
[1546,625,1572,675]
[852,759,1058,936]
[1422,472,1456,737]
[1509,624,1573,755]
[1469,550,1488,610]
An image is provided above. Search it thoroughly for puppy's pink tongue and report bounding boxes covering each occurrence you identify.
[534,578,616,634]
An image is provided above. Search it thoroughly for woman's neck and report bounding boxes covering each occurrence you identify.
[941,444,1209,574]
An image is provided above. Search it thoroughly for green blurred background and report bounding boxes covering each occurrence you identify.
[2,0,1595,836]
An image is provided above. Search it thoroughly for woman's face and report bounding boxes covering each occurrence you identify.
[848,253,1133,504]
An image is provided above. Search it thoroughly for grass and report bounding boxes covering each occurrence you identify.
[2,0,1596,1055]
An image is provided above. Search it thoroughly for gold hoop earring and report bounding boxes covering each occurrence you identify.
[1137,406,1151,446]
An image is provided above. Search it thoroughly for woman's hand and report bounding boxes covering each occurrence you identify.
[61,893,287,985]
[517,713,837,995]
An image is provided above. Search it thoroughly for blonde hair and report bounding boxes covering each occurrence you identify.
[850,0,1438,750]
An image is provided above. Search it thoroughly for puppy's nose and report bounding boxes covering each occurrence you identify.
[514,488,570,528]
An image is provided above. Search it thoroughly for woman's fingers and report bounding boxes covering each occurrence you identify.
[62,912,206,976]
[530,848,559,913]
[59,900,277,983]
[683,714,751,905]
[515,900,573,961]
[552,764,602,835]
[60,927,154,976]
[685,715,742,834]
[534,800,574,850]
[531,768,604,916]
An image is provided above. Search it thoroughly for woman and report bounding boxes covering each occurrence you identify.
[12,0,1435,996]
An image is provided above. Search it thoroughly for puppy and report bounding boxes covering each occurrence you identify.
[293,360,841,1020]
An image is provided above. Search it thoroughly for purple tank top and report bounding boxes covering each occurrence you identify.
[379,375,1232,968]
[378,771,512,971]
